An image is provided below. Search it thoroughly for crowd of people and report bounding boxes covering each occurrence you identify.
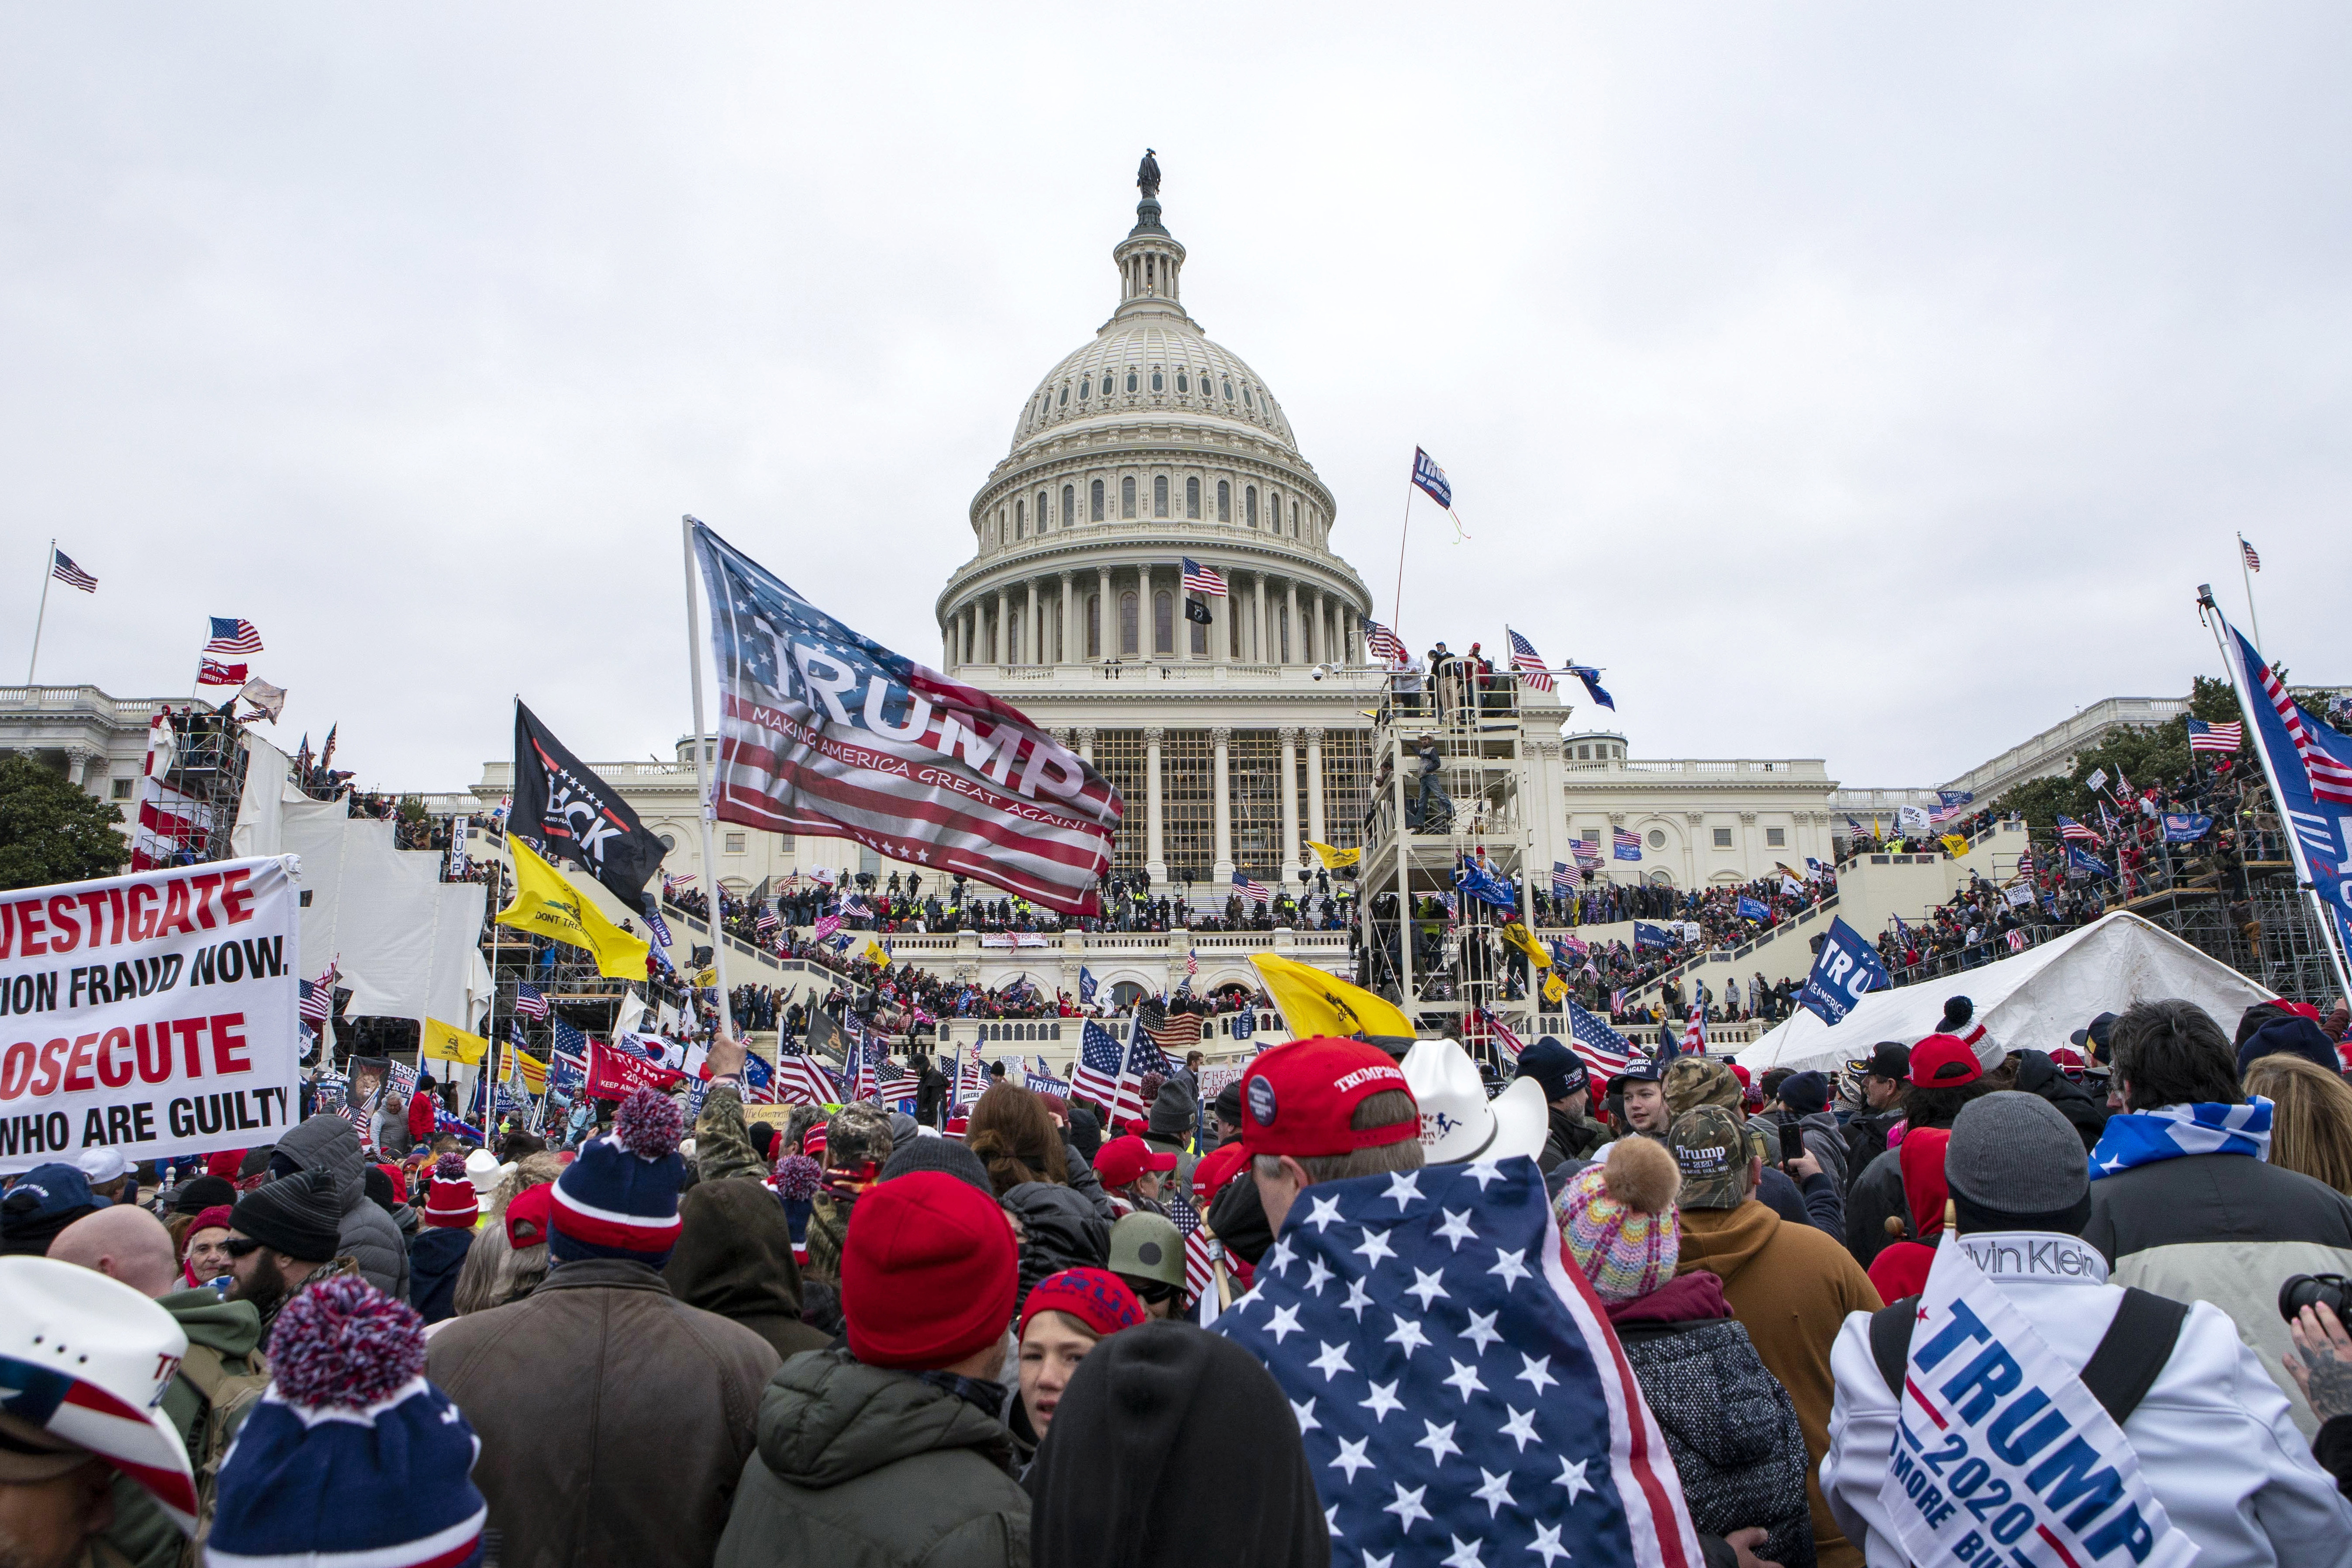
[17,985,2352,1568]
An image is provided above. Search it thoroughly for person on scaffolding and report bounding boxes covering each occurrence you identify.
[1409,736,1452,832]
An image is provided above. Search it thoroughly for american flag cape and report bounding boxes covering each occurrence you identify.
[1566,1000,1636,1078]
[689,519,1121,914]
[1218,1159,1701,1568]
[1071,1020,1125,1108]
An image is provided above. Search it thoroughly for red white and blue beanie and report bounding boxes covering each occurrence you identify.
[549,1088,686,1265]
[207,1275,486,1568]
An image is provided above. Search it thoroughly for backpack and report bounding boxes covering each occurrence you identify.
[174,1342,273,1566]
[1868,1287,2188,1425]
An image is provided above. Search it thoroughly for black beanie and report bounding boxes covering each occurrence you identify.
[361,1164,399,1215]
[173,1174,238,1215]
[230,1168,342,1262]
[877,1135,995,1197]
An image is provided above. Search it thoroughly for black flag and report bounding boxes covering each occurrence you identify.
[1185,597,1213,625]
[511,702,670,913]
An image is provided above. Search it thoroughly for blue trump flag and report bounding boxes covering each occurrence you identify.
[1567,666,1616,711]
[2162,813,2213,843]
[2068,846,2112,880]
[1410,446,1453,508]
[1218,1159,1700,1566]
[1735,895,1769,922]
[1797,916,1889,1027]
[2215,609,2352,961]
[1454,854,1518,910]
[1078,966,1098,1005]
[1632,921,1676,953]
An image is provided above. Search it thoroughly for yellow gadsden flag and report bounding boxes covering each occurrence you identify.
[497,837,651,981]
[1250,952,1416,1048]
[1498,921,1552,969]
[1306,840,1362,871]
[421,1018,488,1066]
[1940,833,1972,859]
[1542,969,1570,1004]
[860,939,892,968]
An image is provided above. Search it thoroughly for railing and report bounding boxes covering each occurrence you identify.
[0,686,172,723]
[1564,758,1828,778]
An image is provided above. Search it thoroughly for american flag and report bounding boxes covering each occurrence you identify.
[1167,1188,1218,1302]
[203,617,264,656]
[954,1044,991,1109]
[755,907,779,933]
[1612,827,1643,860]
[2187,717,2243,753]
[1571,838,1602,867]
[1609,989,1626,1015]
[2252,647,2352,804]
[875,1058,918,1105]
[1552,861,1583,895]
[2015,850,2036,877]
[2054,814,2101,844]
[663,871,695,892]
[196,659,248,687]
[49,549,97,593]
[1114,1013,1185,1122]
[1218,1159,1701,1568]
[1185,949,1199,977]
[298,962,340,1026]
[2005,929,2028,954]
[1506,628,1555,693]
[513,982,549,1020]
[1566,999,1635,1077]
[1181,557,1229,597]
[1363,617,1408,669]
[1929,790,1974,825]
[1072,1020,1126,1108]
[1471,1005,1527,1060]
[1233,869,1269,903]
[2241,536,2262,572]
[1682,1004,1706,1056]
[776,1048,842,1106]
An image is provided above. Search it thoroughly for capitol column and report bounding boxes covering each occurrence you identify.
[1312,591,1328,665]
[991,589,1006,665]
[1075,727,1094,765]
[1251,574,1268,664]
[1026,581,1041,667]
[1059,571,1076,667]
[1278,726,1301,878]
[1211,727,1233,883]
[1095,566,1112,659]
[1304,726,1325,852]
[1144,727,1167,886]
[1211,583,1230,666]
[1284,581,1301,666]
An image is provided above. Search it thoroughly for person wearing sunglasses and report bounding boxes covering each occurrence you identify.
[220,1169,354,1341]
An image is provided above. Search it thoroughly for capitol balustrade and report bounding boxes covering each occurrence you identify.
[1561,756,1830,779]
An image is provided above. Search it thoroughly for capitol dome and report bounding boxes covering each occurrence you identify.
[1008,306,1299,455]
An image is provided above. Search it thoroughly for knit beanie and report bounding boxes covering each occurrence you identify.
[1020,1267,1146,1340]
[840,1171,1018,1370]
[1945,1092,2090,1236]
[1147,1080,1195,1143]
[878,1136,995,1197]
[550,1088,686,1267]
[422,1153,480,1230]
[1557,1138,1682,1302]
[2236,1014,2342,1078]
[172,1174,237,1216]
[208,1275,487,1568]
[229,1168,341,1263]
[1778,1071,1830,1116]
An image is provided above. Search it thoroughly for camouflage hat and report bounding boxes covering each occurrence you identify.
[825,1104,895,1170]
[1668,1105,1751,1210]
[1662,1057,1744,1118]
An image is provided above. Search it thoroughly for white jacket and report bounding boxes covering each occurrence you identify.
[1824,1230,2352,1568]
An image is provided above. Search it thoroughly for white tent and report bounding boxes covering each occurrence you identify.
[283,797,492,1030]
[1735,912,2275,1078]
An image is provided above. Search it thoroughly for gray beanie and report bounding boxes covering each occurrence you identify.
[1946,1091,2091,1235]
[878,1135,994,1198]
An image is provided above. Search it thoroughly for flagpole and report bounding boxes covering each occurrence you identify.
[681,516,736,1040]
[2237,533,2264,654]
[1392,481,1412,635]
[24,539,55,686]
[2197,588,2352,1002]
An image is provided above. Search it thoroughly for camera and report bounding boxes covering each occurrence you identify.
[2279,1274,2352,1322]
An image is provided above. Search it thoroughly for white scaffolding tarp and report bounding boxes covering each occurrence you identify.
[282,797,490,1029]
[1735,912,2275,1078]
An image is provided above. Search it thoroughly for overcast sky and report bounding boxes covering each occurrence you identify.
[6,4,2346,795]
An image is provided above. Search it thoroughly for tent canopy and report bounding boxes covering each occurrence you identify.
[1735,912,2275,1078]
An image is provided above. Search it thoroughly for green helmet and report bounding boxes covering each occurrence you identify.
[1107,1211,1185,1289]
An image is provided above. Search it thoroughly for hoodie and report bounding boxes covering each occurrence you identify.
[2010,1047,2109,1150]
[276,1113,410,1299]
[664,1178,831,1363]
[715,1350,1031,1568]
[1678,1199,1881,1568]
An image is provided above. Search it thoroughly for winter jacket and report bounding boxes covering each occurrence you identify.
[665,1175,832,1364]
[1784,1108,1847,1190]
[2085,1149,2352,1437]
[2012,1048,2109,1150]
[1002,1181,1110,1307]
[694,1084,771,1186]
[1838,1109,1901,1195]
[716,1349,1031,1568]
[408,1089,437,1143]
[407,1226,473,1324]
[1609,1272,1817,1568]
[1824,1232,2352,1565]
[428,1257,780,1567]
[1678,1198,1883,1568]
[101,1286,267,1568]
[275,1114,408,1299]
[1539,1105,1610,1171]
[1843,1148,1905,1268]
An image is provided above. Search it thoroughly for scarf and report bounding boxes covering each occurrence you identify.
[2087,1097,2272,1179]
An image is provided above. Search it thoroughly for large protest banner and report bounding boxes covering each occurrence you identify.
[0,857,301,1172]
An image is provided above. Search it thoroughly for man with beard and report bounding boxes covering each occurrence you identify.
[221,1168,354,1343]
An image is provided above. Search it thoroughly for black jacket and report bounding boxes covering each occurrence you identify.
[1001,1181,1110,1308]
[1841,1109,1903,1195]
[1539,1107,1610,1171]
[2012,1049,2108,1151]
[407,1226,473,1325]
[1844,1147,1905,1267]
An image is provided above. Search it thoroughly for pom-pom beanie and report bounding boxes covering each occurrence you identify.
[840,1171,1016,1370]
[208,1274,487,1568]
[422,1152,479,1230]
[1557,1138,1682,1302]
[550,1088,685,1266]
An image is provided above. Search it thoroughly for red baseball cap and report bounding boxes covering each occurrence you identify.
[1240,1038,1416,1158]
[1094,1135,1179,1190]
[1909,1033,1983,1088]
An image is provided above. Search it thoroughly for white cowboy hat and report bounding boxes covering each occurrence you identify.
[463,1148,515,1196]
[1400,1038,1549,1164]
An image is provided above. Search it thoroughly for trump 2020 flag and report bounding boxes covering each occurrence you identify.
[1219,1158,1700,1568]
[690,518,1122,915]
[1797,915,1889,1027]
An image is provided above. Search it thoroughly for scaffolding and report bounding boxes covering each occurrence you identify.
[145,706,255,866]
[1354,670,1545,1078]
[2129,862,2343,1002]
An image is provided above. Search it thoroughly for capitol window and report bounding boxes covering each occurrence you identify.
[1177,371,1189,393]
[1058,384,1068,407]
[1216,480,1231,522]
[1061,484,1074,528]
[1119,591,1140,656]
[1121,477,1137,519]
[1091,480,1105,522]
[1712,828,1733,848]
[1766,827,1786,847]
[1014,500,1024,539]
[1186,477,1200,518]
[1036,491,1048,532]
[1086,594,1101,657]
[1246,486,1258,527]
[1151,370,1163,392]
[1291,501,1300,537]
[1154,475,1169,517]
[1126,371,1138,393]
[1647,829,1666,849]
[1079,378,1090,400]
[1154,591,1174,654]
[1223,380,1234,401]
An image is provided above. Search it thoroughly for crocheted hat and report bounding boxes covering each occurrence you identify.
[550,1088,686,1266]
[208,1275,486,1568]
[421,1152,479,1230]
[1558,1137,1682,1302]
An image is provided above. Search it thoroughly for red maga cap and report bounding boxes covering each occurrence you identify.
[1909,1033,1983,1088]
[1095,1135,1179,1190]
[1241,1038,1416,1158]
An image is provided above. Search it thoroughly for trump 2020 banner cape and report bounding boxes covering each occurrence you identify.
[0,857,301,1172]
[690,518,1121,915]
